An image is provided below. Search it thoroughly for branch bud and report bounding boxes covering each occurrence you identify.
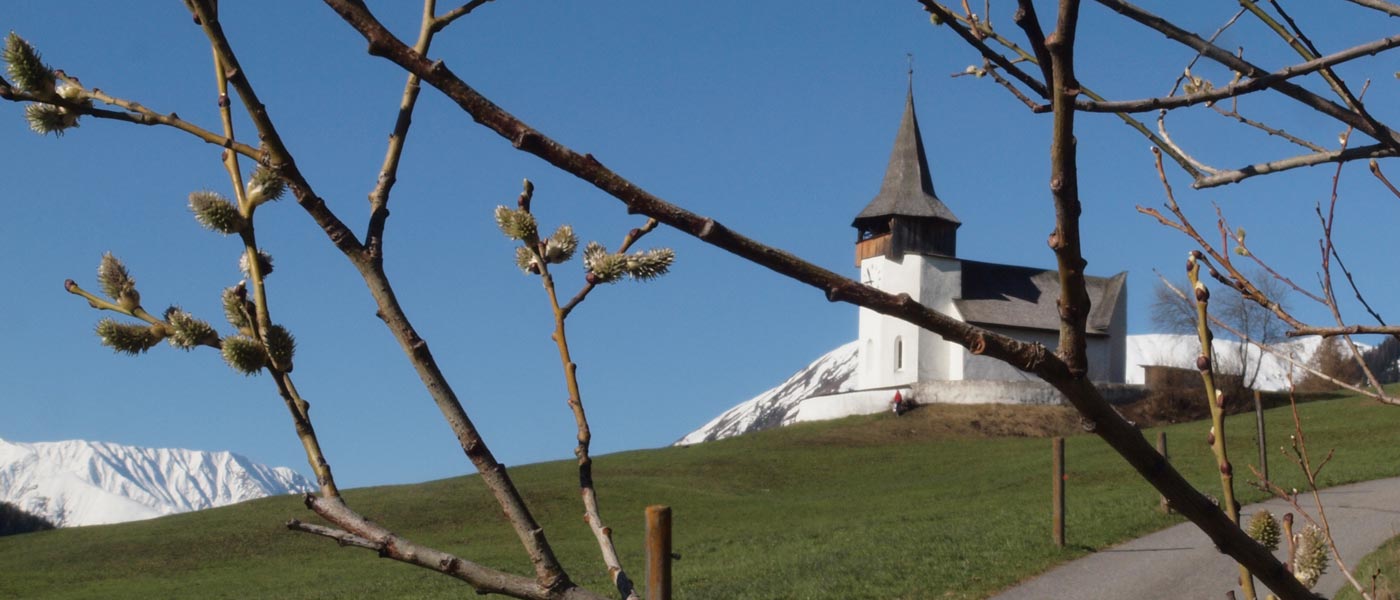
[514,246,541,274]
[189,190,247,235]
[542,224,578,264]
[623,248,675,281]
[1195,355,1210,371]
[24,103,77,136]
[493,205,538,242]
[95,318,162,355]
[1246,510,1281,551]
[221,335,267,375]
[264,324,296,372]
[163,306,218,350]
[239,248,274,278]
[246,167,286,206]
[3,33,55,96]
[222,284,253,332]
[97,253,141,311]
[1292,525,1328,589]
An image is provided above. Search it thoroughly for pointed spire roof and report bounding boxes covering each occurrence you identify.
[852,87,960,226]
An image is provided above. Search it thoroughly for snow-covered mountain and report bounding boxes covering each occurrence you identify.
[680,334,1339,444]
[676,341,860,445]
[0,438,314,527]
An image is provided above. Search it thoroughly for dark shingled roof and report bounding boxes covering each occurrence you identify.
[852,89,960,226]
[954,260,1126,335]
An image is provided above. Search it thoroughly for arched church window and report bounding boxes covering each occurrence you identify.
[894,336,903,371]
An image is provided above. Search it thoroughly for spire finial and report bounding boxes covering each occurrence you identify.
[906,53,914,89]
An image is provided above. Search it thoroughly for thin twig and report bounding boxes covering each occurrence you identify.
[1187,252,1257,600]
[1076,32,1400,114]
[1315,119,1389,400]
[286,520,380,550]
[366,0,439,260]
[431,0,497,33]
[1343,0,1400,17]
[524,191,641,600]
[1209,103,1327,153]
[560,218,659,317]
[1195,142,1397,189]
[1093,0,1400,150]
[1369,160,1400,200]
[2,77,263,160]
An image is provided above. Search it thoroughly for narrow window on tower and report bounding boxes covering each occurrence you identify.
[894,336,903,371]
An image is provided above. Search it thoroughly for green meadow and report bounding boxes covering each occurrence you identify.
[5,395,1400,599]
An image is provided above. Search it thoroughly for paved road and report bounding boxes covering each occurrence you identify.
[989,477,1400,600]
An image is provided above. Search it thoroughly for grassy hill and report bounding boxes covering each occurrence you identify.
[4,395,1400,599]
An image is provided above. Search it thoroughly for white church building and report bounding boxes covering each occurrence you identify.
[846,87,1127,406]
[678,88,1133,442]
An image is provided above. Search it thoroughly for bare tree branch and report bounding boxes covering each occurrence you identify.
[1193,143,1397,189]
[1344,0,1400,17]
[432,0,497,33]
[919,1,1050,98]
[1073,33,1400,113]
[185,0,574,591]
[1092,0,1400,153]
[302,495,607,600]
[0,81,263,160]
[321,2,1322,596]
[366,0,439,261]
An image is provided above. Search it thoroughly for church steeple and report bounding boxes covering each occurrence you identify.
[853,85,960,263]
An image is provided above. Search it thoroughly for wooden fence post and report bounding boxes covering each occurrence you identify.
[1157,431,1170,513]
[1052,436,1065,548]
[1254,390,1268,483]
[646,505,672,600]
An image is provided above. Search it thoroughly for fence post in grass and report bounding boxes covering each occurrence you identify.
[1156,431,1171,514]
[1254,390,1268,483]
[646,504,673,600]
[1052,436,1065,548]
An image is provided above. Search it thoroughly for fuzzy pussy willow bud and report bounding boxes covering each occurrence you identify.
[96,319,162,355]
[4,33,55,95]
[515,246,540,274]
[583,241,626,283]
[264,324,295,372]
[245,167,286,206]
[222,285,253,332]
[24,103,77,136]
[97,253,142,311]
[221,335,267,376]
[1246,510,1280,551]
[624,248,675,281]
[494,206,538,241]
[164,307,218,350]
[239,249,274,278]
[1292,525,1328,588]
[189,191,247,235]
[542,224,578,265]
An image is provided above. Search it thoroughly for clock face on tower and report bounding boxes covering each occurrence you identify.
[861,262,882,287]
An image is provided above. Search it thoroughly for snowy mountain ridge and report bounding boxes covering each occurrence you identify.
[0,438,314,527]
[680,334,1340,445]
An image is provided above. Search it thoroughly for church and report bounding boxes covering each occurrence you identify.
[850,87,1127,402]
[677,88,1132,442]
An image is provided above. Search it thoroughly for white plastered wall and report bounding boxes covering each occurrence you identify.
[857,254,962,389]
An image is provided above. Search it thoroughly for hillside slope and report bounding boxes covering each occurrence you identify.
[2,395,1396,599]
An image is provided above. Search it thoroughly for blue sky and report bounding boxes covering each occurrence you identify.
[3,2,1397,488]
